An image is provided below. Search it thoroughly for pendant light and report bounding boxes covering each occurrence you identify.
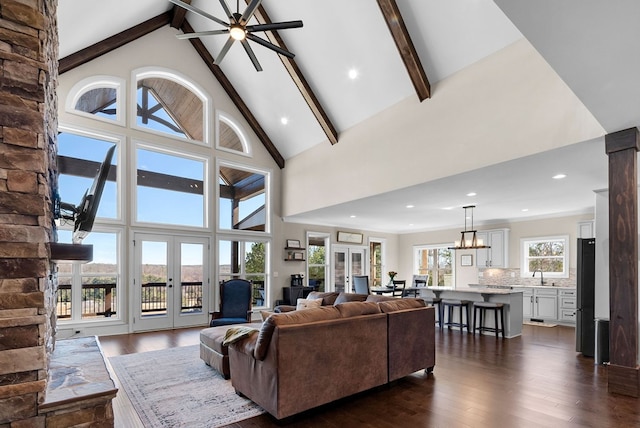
[448,205,491,250]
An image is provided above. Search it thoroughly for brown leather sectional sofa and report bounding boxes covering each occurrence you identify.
[228,295,435,419]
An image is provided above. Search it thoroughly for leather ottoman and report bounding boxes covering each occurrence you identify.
[199,326,231,379]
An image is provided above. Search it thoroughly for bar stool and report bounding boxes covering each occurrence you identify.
[442,299,471,333]
[422,296,443,329]
[473,301,505,338]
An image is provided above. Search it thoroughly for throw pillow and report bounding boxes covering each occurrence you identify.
[296,298,322,311]
[260,310,275,321]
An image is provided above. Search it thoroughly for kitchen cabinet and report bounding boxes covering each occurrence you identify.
[559,288,577,322]
[577,221,594,239]
[476,228,509,268]
[516,287,575,324]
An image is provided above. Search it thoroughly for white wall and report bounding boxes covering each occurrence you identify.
[282,39,604,218]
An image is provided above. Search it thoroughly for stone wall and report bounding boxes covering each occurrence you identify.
[0,0,57,425]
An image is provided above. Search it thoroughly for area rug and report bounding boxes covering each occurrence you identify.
[109,345,264,427]
[523,320,558,327]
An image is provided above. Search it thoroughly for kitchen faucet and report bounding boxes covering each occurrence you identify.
[532,270,546,286]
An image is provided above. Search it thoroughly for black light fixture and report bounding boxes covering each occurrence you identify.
[448,205,491,250]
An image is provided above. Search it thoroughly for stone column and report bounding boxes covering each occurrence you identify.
[0,0,58,424]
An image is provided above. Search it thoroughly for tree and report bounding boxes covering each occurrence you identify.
[245,242,265,273]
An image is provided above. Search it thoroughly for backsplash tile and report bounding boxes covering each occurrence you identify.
[477,268,576,288]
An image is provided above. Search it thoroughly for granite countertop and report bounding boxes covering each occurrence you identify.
[453,287,523,295]
[471,284,576,290]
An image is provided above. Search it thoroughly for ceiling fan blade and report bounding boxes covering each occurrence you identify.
[214,36,236,65]
[246,33,295,59]
[240,0,262,24]
[169,0,228,27]
[219,0,233,19]
[177,29,230,40]
[240,40,263,72]
[246,20,303,32]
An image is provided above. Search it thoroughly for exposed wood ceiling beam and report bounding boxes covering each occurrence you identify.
[376,0,431,101]
[249,1,339,145]
[180,19,285,168]
[59,12,172,74]
[170,0,190,29]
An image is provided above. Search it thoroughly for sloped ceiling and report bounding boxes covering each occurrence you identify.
[57,0,627,233]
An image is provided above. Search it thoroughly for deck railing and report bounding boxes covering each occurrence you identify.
[56,281,203,319]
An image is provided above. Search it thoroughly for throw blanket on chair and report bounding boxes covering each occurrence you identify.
[222,326,259,345]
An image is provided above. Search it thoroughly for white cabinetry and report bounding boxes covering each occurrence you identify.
[559,288,577,322]
[534,288,558,320]
[516,287,576,324]
[577,221,595,239]
[476,229,509,268]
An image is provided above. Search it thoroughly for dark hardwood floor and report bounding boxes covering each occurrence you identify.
[99,325,640,427]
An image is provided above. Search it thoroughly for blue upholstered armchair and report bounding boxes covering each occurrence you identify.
[210,279,253,327]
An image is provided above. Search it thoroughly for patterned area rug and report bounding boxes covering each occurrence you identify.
[109,345,264,427]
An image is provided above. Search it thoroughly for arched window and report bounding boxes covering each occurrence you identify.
[132,68,211,145]
[217,112,251,156]
[66,76,125,125]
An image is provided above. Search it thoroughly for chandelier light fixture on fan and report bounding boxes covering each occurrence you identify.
[169,0,303,71]
[448,205,491,250]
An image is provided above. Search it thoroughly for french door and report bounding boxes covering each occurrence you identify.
[331,245,367,293]
[133,233,209,331]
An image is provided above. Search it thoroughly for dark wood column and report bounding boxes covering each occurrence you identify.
[605,127,640,397]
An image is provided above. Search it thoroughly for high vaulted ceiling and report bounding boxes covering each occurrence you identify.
[57,1,640,233]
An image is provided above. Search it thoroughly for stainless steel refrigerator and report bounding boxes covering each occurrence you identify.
[576,238,596,357]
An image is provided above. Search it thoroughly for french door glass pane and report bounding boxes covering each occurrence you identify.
[141,241,167,318]
[180,243,203,314]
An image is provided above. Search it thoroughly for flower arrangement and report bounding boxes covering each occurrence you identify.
[388,271,397,281]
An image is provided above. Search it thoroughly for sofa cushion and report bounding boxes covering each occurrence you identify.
[307,291,339,306]
[200,326,232,354]
[254,306,342,360]
[378,298,426,313]
[296,298,323,310]
[366,294,396,303]
[334,292,368,305]
[335,301,381,318]
[260,310,275,321]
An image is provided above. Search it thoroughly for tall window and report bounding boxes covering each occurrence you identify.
[218,239,268,307]
[521,235,569,278]
[57,130,119,223]
[218,162,268,232]
[414,245,454,286]
[307,233,329,292]
[135,146,206,228]
[56,230,120,321]
[217,112,250,156]
[369,240,383,287]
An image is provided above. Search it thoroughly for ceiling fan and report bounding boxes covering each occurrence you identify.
[169,0,303,71]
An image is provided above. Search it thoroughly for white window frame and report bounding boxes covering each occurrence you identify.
[65,75,126,126]
[131,67,212,146]
[216,111,252,157]
[520,235,570,278]
[413,243,455,287]
[216,158,271,235]
[132,140,210,231]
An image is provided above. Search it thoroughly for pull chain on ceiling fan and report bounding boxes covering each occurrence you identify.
[169,0,303,71]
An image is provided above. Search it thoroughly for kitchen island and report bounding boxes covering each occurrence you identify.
[416,286,524,338]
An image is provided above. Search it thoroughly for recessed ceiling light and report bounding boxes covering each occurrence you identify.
[408,223,414,226]
[350,215,356,218]
[522,208,529,212]
[348,68,359,80]
[552,174,566,180]
[467,192,477,197]
[406,204,414,208]
[280,117,289,125]
[442,207,454,210]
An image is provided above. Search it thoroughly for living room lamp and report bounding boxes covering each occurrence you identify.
[448,205,491,250]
